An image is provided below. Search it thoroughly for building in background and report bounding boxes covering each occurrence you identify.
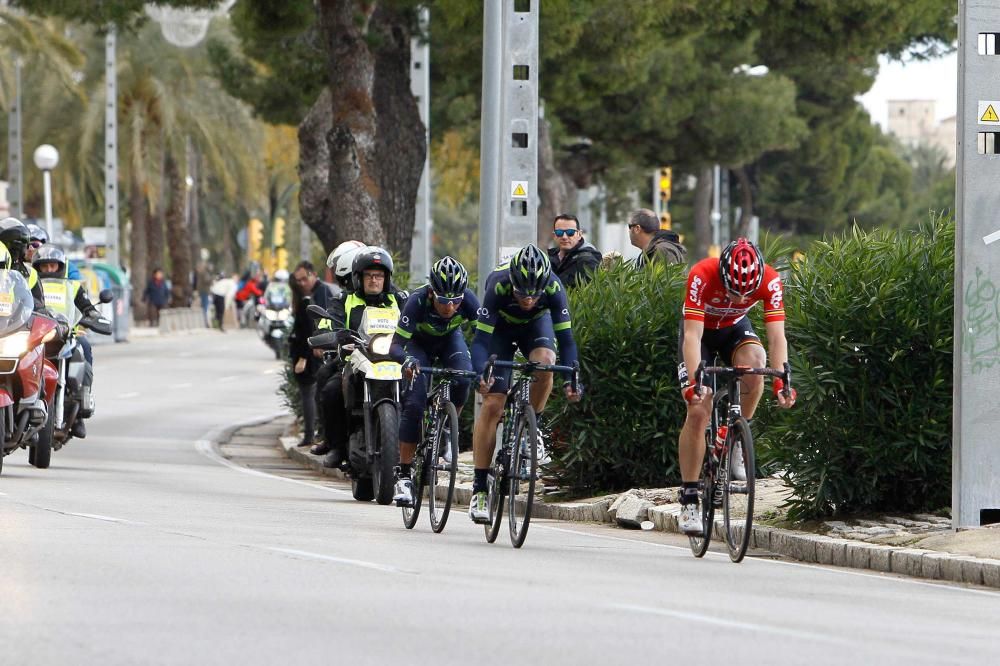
[887,99,956,167]
[0,181,8,217]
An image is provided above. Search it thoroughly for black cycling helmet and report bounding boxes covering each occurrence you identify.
[32,245,67,278]
[429,256,468,299]
[0,217,30,262]
[351,246,394,294]
[508,244,551,297]
[26,223,48,245]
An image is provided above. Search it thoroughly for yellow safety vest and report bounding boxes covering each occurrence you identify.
[41,277,82,325]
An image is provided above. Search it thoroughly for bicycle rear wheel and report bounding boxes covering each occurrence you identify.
[484,420,507,543]
[429,401,460,533]
[508,406,538,548]
[688,430,716,558]
[722,416,755,563]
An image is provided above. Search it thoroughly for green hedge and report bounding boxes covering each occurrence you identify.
[756,217,954,519]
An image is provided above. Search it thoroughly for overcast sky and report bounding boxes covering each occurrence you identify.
[858,52,958,129]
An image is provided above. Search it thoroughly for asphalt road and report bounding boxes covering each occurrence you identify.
[1,330,996,665]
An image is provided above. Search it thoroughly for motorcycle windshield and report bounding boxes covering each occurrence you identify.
[265,284,291,309]
[0,270,34,336]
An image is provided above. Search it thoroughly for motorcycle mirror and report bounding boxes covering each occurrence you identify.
[307,304,332,319]
[98,289,114,304]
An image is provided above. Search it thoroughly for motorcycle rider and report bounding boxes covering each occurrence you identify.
[315,246,407,469]
[33,245,105,439]
[388,256,480,506]
[26,223,48,263]
[0,217,46,311]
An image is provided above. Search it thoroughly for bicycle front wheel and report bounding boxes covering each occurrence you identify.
[508,406,538,548]
[688,429,716,558]
[401,446,425,530]
[722,416,755,563]
[429,401,460,533]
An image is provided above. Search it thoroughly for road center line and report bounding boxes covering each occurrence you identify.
[117,391,140,399]
[50,510,135,524]
[264,547,414,574]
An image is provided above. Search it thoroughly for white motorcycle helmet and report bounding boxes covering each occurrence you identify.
[273,269,290,282]
[326,240,366,270]
[334,245,366,290]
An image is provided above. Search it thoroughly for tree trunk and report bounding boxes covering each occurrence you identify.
[693,165,713,260]
[148,146,166,278]
[316,0,383,251]
[298,88,334,249]
[371,2,424,261]
[537,112,571,246]
[128,177,149,320]
[165,150,192,306]
[187,139,202,270]
[733,165,754,238]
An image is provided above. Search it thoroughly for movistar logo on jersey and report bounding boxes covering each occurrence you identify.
[495,281,512,296]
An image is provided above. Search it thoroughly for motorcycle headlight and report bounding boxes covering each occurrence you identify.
[0,331,31,357]
[265,310,278,321]
[278,310,289,321]
[370,333,392,356]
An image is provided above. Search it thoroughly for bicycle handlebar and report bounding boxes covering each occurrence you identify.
[404,365,479,391]
[694,360,793,399]
[483,354,581,394]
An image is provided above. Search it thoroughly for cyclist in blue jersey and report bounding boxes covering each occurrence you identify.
[388,256,480,506]
[468,244,582,523]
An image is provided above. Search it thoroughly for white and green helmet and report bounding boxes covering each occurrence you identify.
[509,244,550,297]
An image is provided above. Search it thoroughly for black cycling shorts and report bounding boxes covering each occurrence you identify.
[676,317,762,385]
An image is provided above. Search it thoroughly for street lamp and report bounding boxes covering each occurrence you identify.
[32,144,60,239]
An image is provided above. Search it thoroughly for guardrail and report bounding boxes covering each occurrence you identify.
[158,306,208,334]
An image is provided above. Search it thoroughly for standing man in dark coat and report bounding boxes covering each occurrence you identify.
[288,260,336,449]
[628,208,687,267]
[546,214,603,288]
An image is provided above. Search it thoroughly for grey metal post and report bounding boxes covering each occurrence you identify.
[720,167,731,247]
[495,0,539,261]
[7,59,22,217]
[955,0,1000,528]
[409,7,431,285]
[104,29,121,267]
[477,0,502,297]
[300,219,312,262]
[652,169,661,218]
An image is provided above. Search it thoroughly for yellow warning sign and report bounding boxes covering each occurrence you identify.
[983,104,999,123]
[979,101,1000,125]
[511,181,528,199]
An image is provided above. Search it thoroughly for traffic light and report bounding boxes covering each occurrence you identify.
[658,167,672,203]
[248,218,264,261]
[272,217,286,249]
[659,212,672,230]
[275,247,289,270]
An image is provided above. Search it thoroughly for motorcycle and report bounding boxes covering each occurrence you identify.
[257,285,292,359]
[0,270,60,474]
[38,280,114,456]
[308,303,401,505]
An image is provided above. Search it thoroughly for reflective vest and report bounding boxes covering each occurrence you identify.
[27,266,39,290]
[317,293,399,331]
[41,277,83,326]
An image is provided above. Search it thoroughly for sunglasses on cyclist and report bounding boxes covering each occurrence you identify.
[553,229,578,238]
[512,289,540,300]
[433,293,464,305]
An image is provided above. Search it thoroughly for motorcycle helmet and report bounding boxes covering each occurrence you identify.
[27,223,48,245]
[719,238,764,297]
[32,245,67,278]
[273,269,290,283]
[326,239,366,269]
[429,256,468,299]
[508,244,550,297]
[0,217,29,262]
[351,246,394,295]
[0,241,11,270]
[335,245,365,290]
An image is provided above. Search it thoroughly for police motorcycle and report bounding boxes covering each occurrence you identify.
[0,255,61,474]
[35,248,113,456]
[308,303,402,505]
[257,273,293,359]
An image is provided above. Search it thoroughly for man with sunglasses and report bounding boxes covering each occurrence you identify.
[547,214,602,288]
[627,208,686,267]
[467,244,583,523]
[26,224,48,264]
[675,238,796,534]
[387,256,479,506]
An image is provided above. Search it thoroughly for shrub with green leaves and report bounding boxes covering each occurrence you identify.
[545,261,689,494]
[756,216,954,519]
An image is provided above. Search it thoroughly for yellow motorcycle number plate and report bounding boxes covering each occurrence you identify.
[370,362,401,380]
[0,291,12,317]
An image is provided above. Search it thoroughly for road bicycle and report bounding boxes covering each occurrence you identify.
[481,356,579,548]
[688,359,792,563]
[401,366,478,532]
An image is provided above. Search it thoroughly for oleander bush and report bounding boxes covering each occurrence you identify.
[755,216,954,519]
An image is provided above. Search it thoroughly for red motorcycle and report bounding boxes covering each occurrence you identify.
[0,271,59,474]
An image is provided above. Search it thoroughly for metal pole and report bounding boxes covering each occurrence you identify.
[409,7,431,285]
[7,59,23,217]
[710,164,721,250]
[477,0,502,297]
[104,28,120,267]
[42,170,53,238]
[652,169,660,218]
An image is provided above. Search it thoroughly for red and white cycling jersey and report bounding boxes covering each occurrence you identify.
[683,257,785,330]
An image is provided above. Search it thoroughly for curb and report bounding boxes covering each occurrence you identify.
[269,421,1000,589]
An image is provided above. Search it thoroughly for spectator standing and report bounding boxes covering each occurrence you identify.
[627,208,687,267]
[210,273,235,331]
[288,261,337,449]
[142,268,171,327]
[196,262,213,327]
[546,213,602,288]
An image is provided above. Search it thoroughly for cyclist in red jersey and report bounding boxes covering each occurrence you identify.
[676,238,796,534]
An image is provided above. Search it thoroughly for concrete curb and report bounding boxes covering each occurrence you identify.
[269,422,1000,589]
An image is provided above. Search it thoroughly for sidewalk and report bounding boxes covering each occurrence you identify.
[254,417,1000,589]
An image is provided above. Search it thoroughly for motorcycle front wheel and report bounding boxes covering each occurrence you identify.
[372,402,400,506]
[30,409,54,469]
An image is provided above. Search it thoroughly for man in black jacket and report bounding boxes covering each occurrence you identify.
[289,260,336,450]
[628,208,687,267]
[546,214,603,288]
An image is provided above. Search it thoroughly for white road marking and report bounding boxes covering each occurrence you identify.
[169,383,193,389]
[984,229,1000,245]
[608,602,848,645]
[219,375,240,383]
[263,369,277,375]
[117,391,140,399]
[264,547,414,574]
[57,511,134,524]
[0,491,7,496]
[137,359,153,365]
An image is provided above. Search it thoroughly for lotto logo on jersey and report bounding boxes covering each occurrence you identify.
[689,276,703,305]
[767,276,782,309]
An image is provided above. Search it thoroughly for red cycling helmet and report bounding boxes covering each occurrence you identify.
[719,238,764,297]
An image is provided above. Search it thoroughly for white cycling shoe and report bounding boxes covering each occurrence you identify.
[678,502,703,535]
[393,478,414,506]
[468,491,489,524]
[729,446,747,482]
